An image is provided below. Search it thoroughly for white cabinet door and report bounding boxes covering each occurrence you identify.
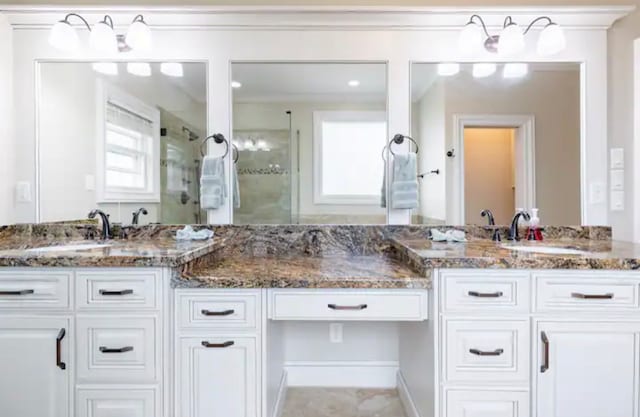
[535,321,640,417]
[178,336,258,417]
[0,317,70,417]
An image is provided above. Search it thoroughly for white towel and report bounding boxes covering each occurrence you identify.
[380,159,387,208]
[391,153,419,209]
[233,162,240,209]
[200,156,227,210]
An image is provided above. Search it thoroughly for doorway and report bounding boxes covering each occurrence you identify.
[464,127,516,225]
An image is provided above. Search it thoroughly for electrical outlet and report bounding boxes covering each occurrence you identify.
[329,323,343,343]
[15,181,32,203]
[589,182,605,205]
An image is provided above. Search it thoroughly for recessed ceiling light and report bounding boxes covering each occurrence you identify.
[231,81,242,89]
[348,80,360,87]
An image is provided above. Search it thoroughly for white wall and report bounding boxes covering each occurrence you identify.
[233,100,387,220]
[0,15,12,225]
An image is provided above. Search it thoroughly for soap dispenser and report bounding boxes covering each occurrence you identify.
[526,208,543,241]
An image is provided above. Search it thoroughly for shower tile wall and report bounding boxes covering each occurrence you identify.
[159,108,207,224]
[233,129,291,224]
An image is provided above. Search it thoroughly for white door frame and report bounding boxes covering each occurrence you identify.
[634,39,640,243]
[451,114,536,225]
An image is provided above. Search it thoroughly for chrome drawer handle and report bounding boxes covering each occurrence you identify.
[541,331,550,373]
[468,291,503,298]
[469,348,504,356]
[0,289,35,296]
[571,292,614,300]
[202,341,234,348]
[328,304,368,311]
[201,309,235,316]
[99,346,134,353]
[99,289,134,296]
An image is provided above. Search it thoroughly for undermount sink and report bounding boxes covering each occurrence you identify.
[501,245,588,255]
[26,243,113,253]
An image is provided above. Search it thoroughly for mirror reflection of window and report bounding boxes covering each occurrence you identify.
[231,62,388,225]
[38,62,207,225]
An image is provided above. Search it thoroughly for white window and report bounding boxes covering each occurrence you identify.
[97,83,160,202]
[313,111,387,205]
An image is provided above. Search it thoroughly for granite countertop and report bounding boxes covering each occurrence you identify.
[0,236,217,267]
[391,238,640,270]
[177,255,430,289]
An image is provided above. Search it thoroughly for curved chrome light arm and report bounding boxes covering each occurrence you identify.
[131,14,146,24]
[62,13,92,31]
[523,16,554,34]
[467,14,492,38]
[100,14,114,28]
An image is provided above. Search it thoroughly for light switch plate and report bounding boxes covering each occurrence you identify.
[15,181,32,203]
[610,148,624,169]
[611,170,624,191]
[611,190,625,211]
[589,182,605,204]
[85,175,95,191]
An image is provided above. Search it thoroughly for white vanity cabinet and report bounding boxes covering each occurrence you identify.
[437,269,640,417]
[0,268,167,417]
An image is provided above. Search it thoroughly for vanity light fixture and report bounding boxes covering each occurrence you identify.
[160,62,184,77]
[49,13,152,54]
[92,62,118,76]
[472,63,497,78]
[459,15,566,57]
[127,62,152,77]
[503,63,529,79]
[437,63,461,76]
[231,81,242,89]
[348,80,360,87]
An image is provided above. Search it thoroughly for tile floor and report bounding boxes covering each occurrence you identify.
[281,387,408,417]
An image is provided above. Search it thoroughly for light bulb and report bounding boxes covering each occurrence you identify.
[231,81,242,89]
[503,63,529,79]
[458,22,484,56]
[127,62,151,77]
[92,62,118,76]
[49,20,79,51]
[160,62,183,77]
[498,22,525,57]
[256,139,268,150]
[537,23,566,56]
[437,63,460,77]
[89,21,118,54]
[125,19,152,51]
[472,63,497,78]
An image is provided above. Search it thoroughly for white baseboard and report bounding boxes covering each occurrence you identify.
[272,371,288,417]
[284,361,399,388]
[397,371,421,417]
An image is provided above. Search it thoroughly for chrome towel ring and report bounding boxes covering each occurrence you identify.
[200,133,229,158]
[382,134,419,161]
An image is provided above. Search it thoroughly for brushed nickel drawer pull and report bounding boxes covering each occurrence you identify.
[469,348,504,356]
[468,291,503,298]
[541,331,550,373]
[99,289,134,296]
[201,341,234,348]
[0,289,35,296]
[201,309,235,316]
[571,292,614,300]
[328,304,368,310]
[56,328,66,370]
[99,346,134,353]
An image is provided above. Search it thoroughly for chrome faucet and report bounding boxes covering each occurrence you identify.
[88,209,112,240]
[481,209,501,242]
[508,210,531,241]
[132,208,148,225]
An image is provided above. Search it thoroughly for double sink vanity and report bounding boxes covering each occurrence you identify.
[1,223,639,417]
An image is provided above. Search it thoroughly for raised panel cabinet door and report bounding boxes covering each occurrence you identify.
[535,321,640,417]
[0,317,70,417]
[178,336,258,417]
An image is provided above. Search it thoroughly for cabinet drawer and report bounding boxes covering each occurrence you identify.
[0,270,71,309]
[177,290,260,331]
[76,316,158,383]
[443,319,529,383]
[77,388,157,417]
[76,270,160,310]
[441,270,529,313]
[269,289,428,321]
[444,389,529,417]
[534,272,640,312]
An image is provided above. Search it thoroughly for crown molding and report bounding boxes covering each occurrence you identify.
[1,5,635,31]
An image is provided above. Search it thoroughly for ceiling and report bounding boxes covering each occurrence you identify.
[1,0,635,5]
[232,62,386,103]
